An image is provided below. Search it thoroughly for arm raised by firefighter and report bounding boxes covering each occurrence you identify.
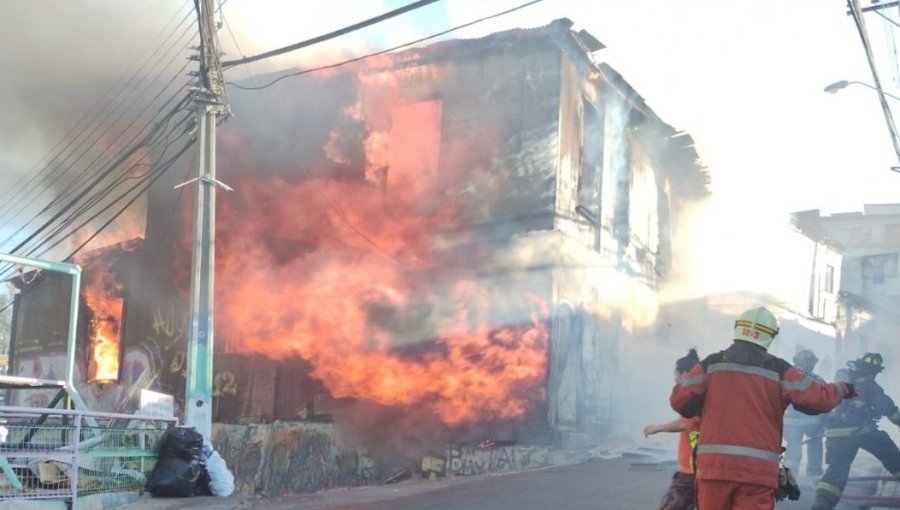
[784,365,855,414]
[643,417,687,437]
[871,385,900,427]
[670,361,707,418]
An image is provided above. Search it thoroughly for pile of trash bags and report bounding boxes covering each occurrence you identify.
[147,426,234,497]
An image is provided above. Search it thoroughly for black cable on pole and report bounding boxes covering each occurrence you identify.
[0,96,192,258]
[0,89,193,253]
[221,0,441,68]
[25,133,195,265]
[874,8,900,28]
[29,111,194,256]
[227,0,545,91]
[848,0,900,165]
[0,24,198,236]
[0,2,197,217]
[46,72,194,211]
[0,115,194,272]
[1,101,193,264]
[0,138,196,313]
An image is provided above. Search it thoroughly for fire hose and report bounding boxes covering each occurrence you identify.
[839,476,900,507]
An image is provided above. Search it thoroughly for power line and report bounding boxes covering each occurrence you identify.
[874,8,900,29]
[0,2,197,216]
[0,94,194,260]
[0,105,195,293]
[28,111,195,258]
[221,0,544,266]
[0,138,196,313]
[226,0,546,91]
[45,64,194,211]
[27,133,195,266]
[0,85,194,255]
[221,0,442,68]
[848,0,900,165]
[0,51,196,245]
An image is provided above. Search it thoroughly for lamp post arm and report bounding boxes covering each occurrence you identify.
[847,81,900,101]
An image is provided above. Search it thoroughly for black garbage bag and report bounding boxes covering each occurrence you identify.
[148,427,204,497]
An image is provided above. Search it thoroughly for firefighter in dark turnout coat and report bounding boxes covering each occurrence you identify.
[671,307,855,510]
[783,349,826,477]
[812,353,900,510]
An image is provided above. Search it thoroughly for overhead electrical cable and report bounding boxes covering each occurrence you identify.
[0,47,196,239]
[0,94,193,259]
[226,0,545,91]
[0,2,197,218]
[23,132,196,266]
[0,84,194,253]
[31,111,195,254]
[0,136,196,292]
[848,0,900,166]
[0,105,195,278]
[46,65,195,211]
[0,33,196,251]
[221,0,441,68]
[35,29,197,212]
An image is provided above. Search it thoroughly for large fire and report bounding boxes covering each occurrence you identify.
[81,256,124,383]
[210,67,551,426]
[77,234,141,384]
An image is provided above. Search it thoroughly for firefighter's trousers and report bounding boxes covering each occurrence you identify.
[783,423,823,476]
[812,430,900,510]
[696,479,774,510]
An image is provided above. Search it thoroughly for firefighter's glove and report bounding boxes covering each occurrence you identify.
[775,465,801,501]
[843,383,857,399]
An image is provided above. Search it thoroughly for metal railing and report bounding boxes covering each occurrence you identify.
[0,405,177,505]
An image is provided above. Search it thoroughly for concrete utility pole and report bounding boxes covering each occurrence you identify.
[182,0,230,440]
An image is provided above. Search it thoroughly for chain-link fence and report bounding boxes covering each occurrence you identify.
[0,405,177,505]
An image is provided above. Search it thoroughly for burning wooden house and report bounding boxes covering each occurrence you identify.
[7,18,708,494]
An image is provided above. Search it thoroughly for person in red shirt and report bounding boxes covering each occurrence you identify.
[670,307,855,510]
[644,348,702,510]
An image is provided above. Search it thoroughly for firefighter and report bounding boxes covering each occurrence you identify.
[643,348,702,510]
[783,349,826,477]
[811,352,900,510]
[670,307,855,510]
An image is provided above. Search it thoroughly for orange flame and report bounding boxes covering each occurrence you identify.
[210,69,550,425]
[80,255,126,383]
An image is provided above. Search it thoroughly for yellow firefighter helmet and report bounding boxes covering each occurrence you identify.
[733,306,779,350]
[848,352,884,374]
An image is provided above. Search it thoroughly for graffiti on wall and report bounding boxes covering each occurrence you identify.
[8,345,160,413]
[212,424,267,494]
[211,422,377,496]
[443,445,550,476]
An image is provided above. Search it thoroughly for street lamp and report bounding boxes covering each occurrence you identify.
[825,79,900,172]
[824,80,900,102]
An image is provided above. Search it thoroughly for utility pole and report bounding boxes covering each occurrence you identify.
[182,0,230,440]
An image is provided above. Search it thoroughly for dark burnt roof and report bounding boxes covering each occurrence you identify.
[379,18,710,199]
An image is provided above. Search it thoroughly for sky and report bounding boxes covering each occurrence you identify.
[214,0,900,214]
[2,0,900,296]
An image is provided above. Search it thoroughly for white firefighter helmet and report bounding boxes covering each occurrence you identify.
[733,306,779,350]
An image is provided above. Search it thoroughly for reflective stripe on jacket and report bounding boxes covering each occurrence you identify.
[670,341,849,488]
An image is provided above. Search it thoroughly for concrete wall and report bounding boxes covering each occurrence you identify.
[211,421,556,496]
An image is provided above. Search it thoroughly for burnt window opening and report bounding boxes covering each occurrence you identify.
[824,264,835,294]
[82,262,127,384]
[86,295,125,384]
[386,99,444,193]
[861,253,897,284]
[578,99,604,250]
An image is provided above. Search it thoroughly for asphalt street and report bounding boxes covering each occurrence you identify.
[121,455,834,510]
